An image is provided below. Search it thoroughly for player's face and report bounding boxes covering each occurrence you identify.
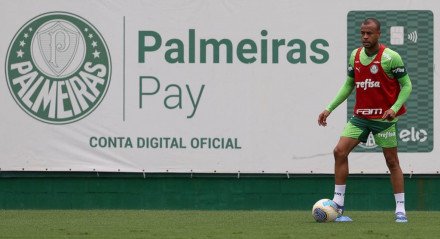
[360,22,380,49]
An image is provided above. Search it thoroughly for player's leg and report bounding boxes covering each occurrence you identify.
[332,119,364,222]
[383,147,404,194]
[332,136,359,205]
[335,118,368,186]
[374,122,407,222]
[382,147,407,222]
[335,119,366,187]
[333,136,360,185]
[332,136,359,222]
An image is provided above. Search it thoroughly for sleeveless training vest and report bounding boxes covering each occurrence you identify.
[353,45,406,119]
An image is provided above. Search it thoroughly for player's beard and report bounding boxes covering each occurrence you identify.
[362,41,372,48]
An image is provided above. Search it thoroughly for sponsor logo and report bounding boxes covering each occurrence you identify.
[5,12,111,124]
[358,133,377,149]
[392,67,405,74]
[377,131,396,139]
[370,64,379,74]
[355,67,361,73]
[356,108,383,115]
[400,127,428,142]
[356,78,380,90]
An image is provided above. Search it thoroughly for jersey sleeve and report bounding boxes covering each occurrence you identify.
[390,74,412,113]
[382,48,412,113]
[347,49,357,78]
[325,77,355,112]
[326,50,357,112]
[383,49,408,79]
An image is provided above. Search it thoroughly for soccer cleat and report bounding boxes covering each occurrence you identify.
[395,212,408,223]
[334,203,353,222]
[335,203,344,215]
[335,215,353,222]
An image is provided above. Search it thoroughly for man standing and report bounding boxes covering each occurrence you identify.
[318,18,412,223]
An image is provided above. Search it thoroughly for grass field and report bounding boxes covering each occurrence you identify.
[0,210,439,238]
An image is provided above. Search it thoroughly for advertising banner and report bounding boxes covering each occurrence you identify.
[0,0,438,174]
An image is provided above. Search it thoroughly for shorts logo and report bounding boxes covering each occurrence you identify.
[359,133,378,149]
[377,131,396,139]
[5,12,111,124]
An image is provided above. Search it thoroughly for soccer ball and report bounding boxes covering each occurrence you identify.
[312,199,339,222]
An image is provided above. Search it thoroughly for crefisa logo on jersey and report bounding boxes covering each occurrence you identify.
[5,12,111,124]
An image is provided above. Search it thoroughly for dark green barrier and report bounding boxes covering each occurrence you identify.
[0,172,439,210]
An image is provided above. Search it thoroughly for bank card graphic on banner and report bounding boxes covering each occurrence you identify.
[347,11,433,152]
[5,12,111,124]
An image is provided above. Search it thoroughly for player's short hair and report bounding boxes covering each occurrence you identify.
[362,18,381,31]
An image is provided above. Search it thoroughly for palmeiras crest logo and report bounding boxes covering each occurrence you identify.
[5,12,111,124]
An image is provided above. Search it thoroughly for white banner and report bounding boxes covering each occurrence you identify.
[0,0,439,173]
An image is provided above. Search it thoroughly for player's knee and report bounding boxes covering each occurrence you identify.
[384,155,400,169]
[333,146,349,160]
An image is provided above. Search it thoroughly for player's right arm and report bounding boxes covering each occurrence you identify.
[318,77,354,126]
[325,77,355,112]
[318,50,356,126]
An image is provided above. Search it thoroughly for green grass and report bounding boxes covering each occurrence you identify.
[0,210,438,239]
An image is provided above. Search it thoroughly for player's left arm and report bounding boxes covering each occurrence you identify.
[382,49,412,119]
[391,75,412,113]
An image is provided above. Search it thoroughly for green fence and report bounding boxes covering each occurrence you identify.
[0,172,439,210]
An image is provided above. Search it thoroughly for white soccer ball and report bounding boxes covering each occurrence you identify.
[312,199,339,222]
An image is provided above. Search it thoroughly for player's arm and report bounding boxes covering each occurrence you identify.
[325,77,355,113]
[318,50,356,126]
[390,74,412,113]
[318,77,354,126]
[381,50,412,120]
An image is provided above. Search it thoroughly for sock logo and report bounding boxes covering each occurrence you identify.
[5,12,111,124]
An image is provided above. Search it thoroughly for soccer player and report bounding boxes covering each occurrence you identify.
[317,18,412,223]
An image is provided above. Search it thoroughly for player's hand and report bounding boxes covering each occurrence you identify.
[318,110,331,126]
[382,109,396,121]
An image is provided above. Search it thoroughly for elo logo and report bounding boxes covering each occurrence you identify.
[5,12,111,124]
[400,127,428,142]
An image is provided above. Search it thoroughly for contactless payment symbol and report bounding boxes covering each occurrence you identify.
[390,26,418,45]
[5,12,111,124]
